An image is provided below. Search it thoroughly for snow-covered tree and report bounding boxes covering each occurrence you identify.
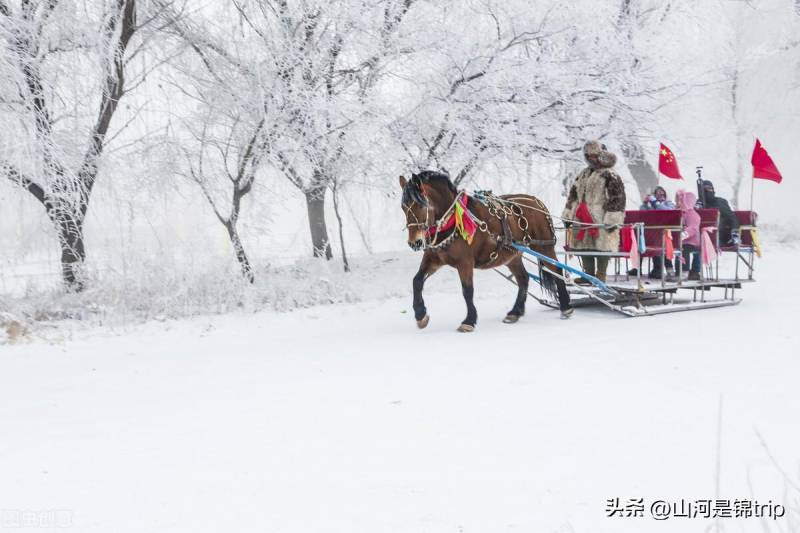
[0,0,139,290]
[163,0,415,261]
[386,0,694,190]
[156,1,273,282]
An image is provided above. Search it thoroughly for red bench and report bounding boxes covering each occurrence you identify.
[696,209,757,252]
[719,211,758,252]
[621,210,683,257]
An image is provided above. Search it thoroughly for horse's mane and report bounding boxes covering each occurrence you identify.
[402,170,456,207]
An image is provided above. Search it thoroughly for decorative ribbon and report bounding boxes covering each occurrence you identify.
[664,229,674,261]
[425,192,477,245]
[454,193,477,244]
[574,202,599,241]
[630,228,640,270]
[751,228,762,258]
[620,226,640,270]
[701,227,718,266]
[638,224,646,254]
[620,226,633,252]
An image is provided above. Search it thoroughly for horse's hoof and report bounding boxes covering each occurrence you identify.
[416,315,430,329]
[503,314,520,324]
[560,307,574,320]
[457,323,475,333]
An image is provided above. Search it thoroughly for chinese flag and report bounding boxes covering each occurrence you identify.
[658,143,682,180]
[751,138,783,183]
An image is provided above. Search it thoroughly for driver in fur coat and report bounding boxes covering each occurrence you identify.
[562,140,626,283]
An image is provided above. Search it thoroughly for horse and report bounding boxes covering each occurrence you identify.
[399,170,573,332]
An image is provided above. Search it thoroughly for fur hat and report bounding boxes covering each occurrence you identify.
[583,140,617,169]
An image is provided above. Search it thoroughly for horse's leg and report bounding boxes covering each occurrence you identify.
[503,255,528,324]
[456,260,477,332]
[412,251,441,329]
[541,245,573,318]
[554,273,573,318]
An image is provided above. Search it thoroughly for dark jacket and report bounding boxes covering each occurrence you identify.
[701,193,739,244]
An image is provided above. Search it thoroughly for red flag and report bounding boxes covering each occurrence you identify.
[751,138,783,183]
[658,143,683,180]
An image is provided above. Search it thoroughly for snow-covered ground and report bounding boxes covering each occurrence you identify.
[2,246,799,532]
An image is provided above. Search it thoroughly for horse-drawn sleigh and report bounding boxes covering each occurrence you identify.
[399,171,758,330]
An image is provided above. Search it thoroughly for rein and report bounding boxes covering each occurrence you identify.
[423,193,460,238]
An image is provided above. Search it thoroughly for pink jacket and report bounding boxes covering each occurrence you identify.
[676,190,700,246]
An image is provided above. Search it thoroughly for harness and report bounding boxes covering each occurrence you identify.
[406,190,557,259]
[475,190,558,246]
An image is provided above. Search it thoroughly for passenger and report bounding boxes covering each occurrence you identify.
[642,186,676,279]
[640,186,676,210]
[697,180,740,246]
[670,189,702,281]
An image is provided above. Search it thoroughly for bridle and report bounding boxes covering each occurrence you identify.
[403,203,430,231]
[403,192,471,250]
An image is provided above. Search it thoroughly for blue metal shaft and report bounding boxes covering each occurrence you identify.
[512,243,613,293]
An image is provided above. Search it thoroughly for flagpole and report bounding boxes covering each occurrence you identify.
[750,136,755,212]
[696,166,704,207]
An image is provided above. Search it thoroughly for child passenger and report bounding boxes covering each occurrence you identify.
[670,189,702,281]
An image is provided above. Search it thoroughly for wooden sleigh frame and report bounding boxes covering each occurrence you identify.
[510,209,758,317]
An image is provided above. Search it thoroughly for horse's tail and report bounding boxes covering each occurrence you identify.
[539,252,571,311]
[540,266,559,300]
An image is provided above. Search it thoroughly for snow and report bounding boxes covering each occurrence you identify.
[2,246,799,532]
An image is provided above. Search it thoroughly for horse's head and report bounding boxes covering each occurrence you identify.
[399,171,457,251]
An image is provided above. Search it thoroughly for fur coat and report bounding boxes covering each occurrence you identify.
[562,141,626,252]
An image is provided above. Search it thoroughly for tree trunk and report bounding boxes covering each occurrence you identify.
[331,183,350,272]
[732,148,747,210]
[305,186,333,259]
[226,222,255,283]
[621,141,658,201]
[53,212,86,291]
[730,68,743,209]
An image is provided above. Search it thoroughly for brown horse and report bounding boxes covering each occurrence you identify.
[399,170,572,332]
